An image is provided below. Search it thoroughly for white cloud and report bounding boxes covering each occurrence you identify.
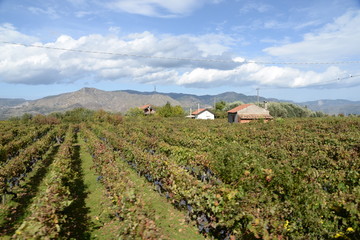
[0,23,38,43]
[106,0,221,17]
[108,26,121,34]
[28,7,60,19]
[239,2,271,14]
[1,23,358,89]
[177,65,348,88]
[263,20,290,29]
[264,10,360,61]
[66,0,87,6]
[260,37,291,45]
[0,24,234,85]
[75,11,94,18]
[293,20,322,30]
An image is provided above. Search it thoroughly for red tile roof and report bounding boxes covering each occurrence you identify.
[139,104,151,109]
[227,104,253,113]
[192,108,206,115]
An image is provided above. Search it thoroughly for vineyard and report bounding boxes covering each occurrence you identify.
[0,111,359,239]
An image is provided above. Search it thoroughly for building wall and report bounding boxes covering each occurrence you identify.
[228,113,236,123]
[195,111,214,120]
[239,119,269,123]
[239,119,251,123]
[239,118,271,123]
[228,105,273,123]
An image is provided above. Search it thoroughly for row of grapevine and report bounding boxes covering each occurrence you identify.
[91,118,359,239]
[89,122,239,239]
[14,125,77,239]
[0,122,27,145]
[0,115,358,239]
[0,124,67,204]
[0,125,52,164]
[81,125,166,239]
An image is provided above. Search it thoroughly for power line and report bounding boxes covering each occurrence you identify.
[253,74,360,90]
[1,40,360,65]
[305,74,360,87]
[0,41,233,63]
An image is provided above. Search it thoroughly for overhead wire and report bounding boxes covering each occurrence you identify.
[2,40,360,89]
[1,40,360,65]
[253,74,360,90]
[0,41,232,63]
[304,74,360,87]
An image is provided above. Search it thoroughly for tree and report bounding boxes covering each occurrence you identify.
[94,109,123,124]
[125,107,144,117]
[62,108,95,123]
[33,114,60,124]
[21,113,33,123]
[213,110,227,118]
[215,101,226,111]
[267,102,288,118]
[224,101,244,111]
[157,102,185,117]
[267,102,322,118]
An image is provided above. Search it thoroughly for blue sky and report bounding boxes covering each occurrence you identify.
[0,0,360,102]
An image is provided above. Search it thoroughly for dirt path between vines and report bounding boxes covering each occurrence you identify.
[113,154,205,240]
[78,137,204,239]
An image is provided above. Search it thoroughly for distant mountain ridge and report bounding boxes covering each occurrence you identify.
[121,90,276,107]
[301,99,360,115]
[0,88,180,119]
[0,98,27,107]
[0,87,359,119]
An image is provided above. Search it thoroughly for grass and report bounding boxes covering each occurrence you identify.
[114,155,205,240]
[0,145,59,238]
[79,136,204,239]
[60,137,91,239]
[1,136,206,239]
[78,137,121,239]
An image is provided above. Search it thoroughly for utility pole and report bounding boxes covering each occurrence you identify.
[256,88,260,105]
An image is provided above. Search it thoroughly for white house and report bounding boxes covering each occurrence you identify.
[191,108,215,120]
[139,104,156,115]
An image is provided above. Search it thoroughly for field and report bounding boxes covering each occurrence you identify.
[0,113,359,239]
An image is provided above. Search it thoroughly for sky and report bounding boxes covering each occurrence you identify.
[0,0,360,102]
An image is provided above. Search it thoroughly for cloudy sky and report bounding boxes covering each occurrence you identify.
[0,0,360,102]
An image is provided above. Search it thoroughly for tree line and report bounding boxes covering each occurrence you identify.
[214,100,326,118]
[6,100,342,123]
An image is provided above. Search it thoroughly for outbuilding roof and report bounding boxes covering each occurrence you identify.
[227,104,253,113]
[227,104,273,119]
[139,104,152,109]
[191,108,207,115]
[191,108,214,115]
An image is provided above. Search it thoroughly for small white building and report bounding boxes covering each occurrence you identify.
[139,104,156,115]
[191,108,215,120]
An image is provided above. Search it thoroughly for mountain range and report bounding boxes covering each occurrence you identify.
[0,87,359,119]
